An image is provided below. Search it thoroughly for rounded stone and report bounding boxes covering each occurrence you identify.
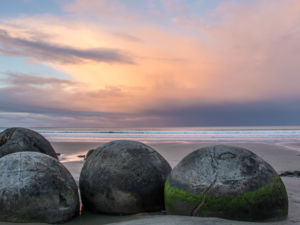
[165,145,288,221]
[0,127,57,159]
[0,152,80,223]
[80,140,172,214]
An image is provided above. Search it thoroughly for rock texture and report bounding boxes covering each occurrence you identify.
[0,152,80,223]
[280,171,300,178]
[85,149,95,159]
[0,127,57,159]
[165,145,288,221]
[80,140,171,214]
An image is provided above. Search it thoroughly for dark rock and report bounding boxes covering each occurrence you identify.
[165,145,288,221]
[0,127,57,159]
[77,154,86,158]
[85,149,95,159]
[80,140,171,214]
[280,171,300,178]
[0,152,80,223]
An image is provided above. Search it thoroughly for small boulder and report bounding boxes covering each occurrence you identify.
[80,140,171,214]
[0,127,57,159]
[165,145,288,221]
[0,152,80,223]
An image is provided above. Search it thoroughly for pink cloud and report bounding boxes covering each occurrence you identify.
[1,0,300,126]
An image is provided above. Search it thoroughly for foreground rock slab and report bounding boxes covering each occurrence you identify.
[0,152,80,224]
[0,127,57,159]
[165,145,288,221]
[107,215,263,225]
[80,140,171,214]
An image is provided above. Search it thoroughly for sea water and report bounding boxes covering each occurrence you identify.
[6,126,300,144]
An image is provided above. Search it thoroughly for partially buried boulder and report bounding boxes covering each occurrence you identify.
[0,127,57,159]
[165,145,288,221]
[80,140,171,214]
[0,152,80,224]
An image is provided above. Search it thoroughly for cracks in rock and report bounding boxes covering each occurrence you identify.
[191,177,216,216]
[191,148,219,216]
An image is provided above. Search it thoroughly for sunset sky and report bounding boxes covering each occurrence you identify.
[0,0,300,127]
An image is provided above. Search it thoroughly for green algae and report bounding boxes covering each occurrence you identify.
[165,176,288,221]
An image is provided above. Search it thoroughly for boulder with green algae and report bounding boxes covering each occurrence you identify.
[165,145,288,221]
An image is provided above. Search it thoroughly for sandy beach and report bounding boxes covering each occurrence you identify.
[1,142,299,225]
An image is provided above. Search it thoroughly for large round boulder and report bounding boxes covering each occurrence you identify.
[165,145,288,221]
[0,152,80,223]
[0,127,57,159]
[80,140,171,214]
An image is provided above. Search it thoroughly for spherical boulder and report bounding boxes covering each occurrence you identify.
[0,127,57,159]
[165,145,288,221]
[0,152,80,223]
[80,140,171,214]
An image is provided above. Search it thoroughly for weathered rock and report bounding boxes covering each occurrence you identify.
[0,127,57,159]
[80,140,171,214]
[85,149,95,159]
[280,171,300,178]
[165,145,288,221]
[0,152,80,223]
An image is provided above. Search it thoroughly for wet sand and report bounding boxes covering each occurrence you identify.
[1,142,300,225]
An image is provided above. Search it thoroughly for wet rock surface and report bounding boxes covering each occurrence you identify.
[0,152,80,223]
[0,127,57,159]
[165,145,288,221]
[80,140,171,214]
[280,171,300,178]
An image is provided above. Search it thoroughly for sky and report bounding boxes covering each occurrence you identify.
[0,0,300,128]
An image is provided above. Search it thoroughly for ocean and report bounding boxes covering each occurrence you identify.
[7,126,300,144]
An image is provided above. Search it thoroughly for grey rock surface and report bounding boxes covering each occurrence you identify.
[80,140,171,214]
[85,149,95,159]
[166,145,288,221]
[0,127,57,159]
[0,152,80,223]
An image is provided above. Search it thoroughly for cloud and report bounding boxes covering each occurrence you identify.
[2,82,300,127]
[62,0,300,101]
[1,0,300,127]
[0,72,143,114]
[111,32,142,43]
[64,0,137,21]
[1,72,300,128]
[142,100,300,126]
[0,72,165,127]
[0,29,134,64]
[1,72,73,86]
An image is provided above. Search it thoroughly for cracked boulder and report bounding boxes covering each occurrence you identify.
[0,127,57,159]
[165,145,288,221]
[80,140,171,214]
[0,152,80,224]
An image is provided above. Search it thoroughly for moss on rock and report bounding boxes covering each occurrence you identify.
[165,176,288,221]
